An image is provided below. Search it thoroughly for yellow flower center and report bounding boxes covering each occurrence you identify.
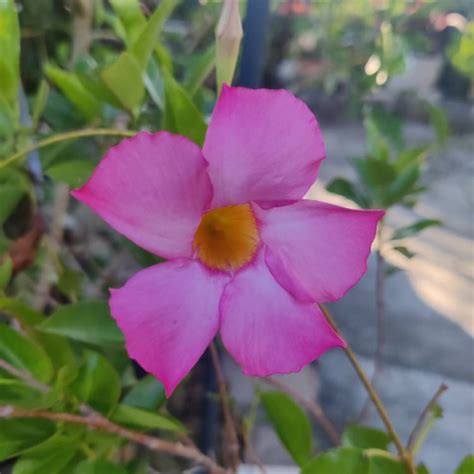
[193,204,259,271]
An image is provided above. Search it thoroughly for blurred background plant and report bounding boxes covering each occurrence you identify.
[0,0,472,473]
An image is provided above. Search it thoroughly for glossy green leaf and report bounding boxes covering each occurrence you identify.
[31,80,50,128]
[260,390,312,467]
[0,323,53,383]
[326,178,371,208]
[0,297,43,326]
[39,301,124,346]
[123,375,166,410]
[185,44,216,96]
[73,460,128,474]
[130,0,178,70]
[0,419,55,461]
[0,0,20,107]
[45,159,95,187]
[45,66,103,121]
[366,449,408,474]
[391,219,442,240]
[353,158,397,189]
[71,350,121,414]
[12,433,78,474]
[0,256,12,291]
[101,52,144,112]
[111,404,185,432]
[456,454,474,474]
[163,69,207,146]
[302,447,369,474]
[394,146,428,172]
[109,0,146,44]
[342,425,391,450]
[0,169,29,225]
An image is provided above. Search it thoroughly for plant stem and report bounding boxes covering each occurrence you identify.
[320,305,417,474]
[407,383,448,454]
[0,359,49,394]
[360,222,386,420]
[263,377,340,446]
[209,342,240,471]
[0,405,227,474]
[0,128,135,171]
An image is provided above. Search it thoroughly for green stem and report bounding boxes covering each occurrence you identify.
[0,128,136,171]
[321,305,417,474]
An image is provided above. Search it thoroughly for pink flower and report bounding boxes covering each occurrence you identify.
[72,86,383,396]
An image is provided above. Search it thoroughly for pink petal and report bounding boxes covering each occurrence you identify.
[203,86,325,208]
[219,252,344,377]
[109,260,228,396]
[72,132,212,259]
[254,200,384,303]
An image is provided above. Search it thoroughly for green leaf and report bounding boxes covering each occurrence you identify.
[417,463,430,474]
[45,66,103,121]
[326,178,371,208]
[366,449,408,474]
[32,80,50,128]
[0,169,29,225]
[73,460,128,474]
[260,390,312,467]
[302,447,369,474]
[427,103,449,146]
[394,146,429,172]
[0,0,20,108]
[71,350,121,415]
[0,297,43,326]
[111,404,185,432]
[456,455,474,474]
[184,44,216,96]
[130,0,178,70]
[109,0,146,45]
[392,246,415,259]
[0,419,55,461]
[0,379,51,409]
[0,323,53,383]
[101,52,144,113]
[353,158,397,190]
[45,159,95,187]
[449,23,474,77]
[56,266,83,297]
[0,256,12,291]
[382,163,420,208]
[13,433,78,474]
[342,425,391,450]
[365,104,404,152]
[163,69,207,146]
[391,219,442,240]
[39,301,124,346]
[123,375,166,410]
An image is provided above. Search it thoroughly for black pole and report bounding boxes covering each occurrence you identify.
[237,0,271,88]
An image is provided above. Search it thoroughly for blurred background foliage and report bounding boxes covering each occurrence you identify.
[0,0,473,473]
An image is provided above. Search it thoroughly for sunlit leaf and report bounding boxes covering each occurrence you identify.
[456,455,474,474]
[342,425,391,450]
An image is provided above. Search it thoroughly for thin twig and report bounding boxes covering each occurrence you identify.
[320,305,417,474]
[0,359,49,394]
[263,377,340,446]
[0,357,226,473]
[209,342,240,471]
[0,406,226,474]
[407,383,448,453]
[0,128,135,171]
[359,225,386,421]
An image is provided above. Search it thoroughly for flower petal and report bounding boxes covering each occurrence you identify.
[219,252,344,377]
[254,200,384,303]
[203,86,325,208]
[109,260,228,396]
[72,132,212,259]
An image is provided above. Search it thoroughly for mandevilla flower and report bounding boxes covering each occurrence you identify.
[72,86,383,396]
